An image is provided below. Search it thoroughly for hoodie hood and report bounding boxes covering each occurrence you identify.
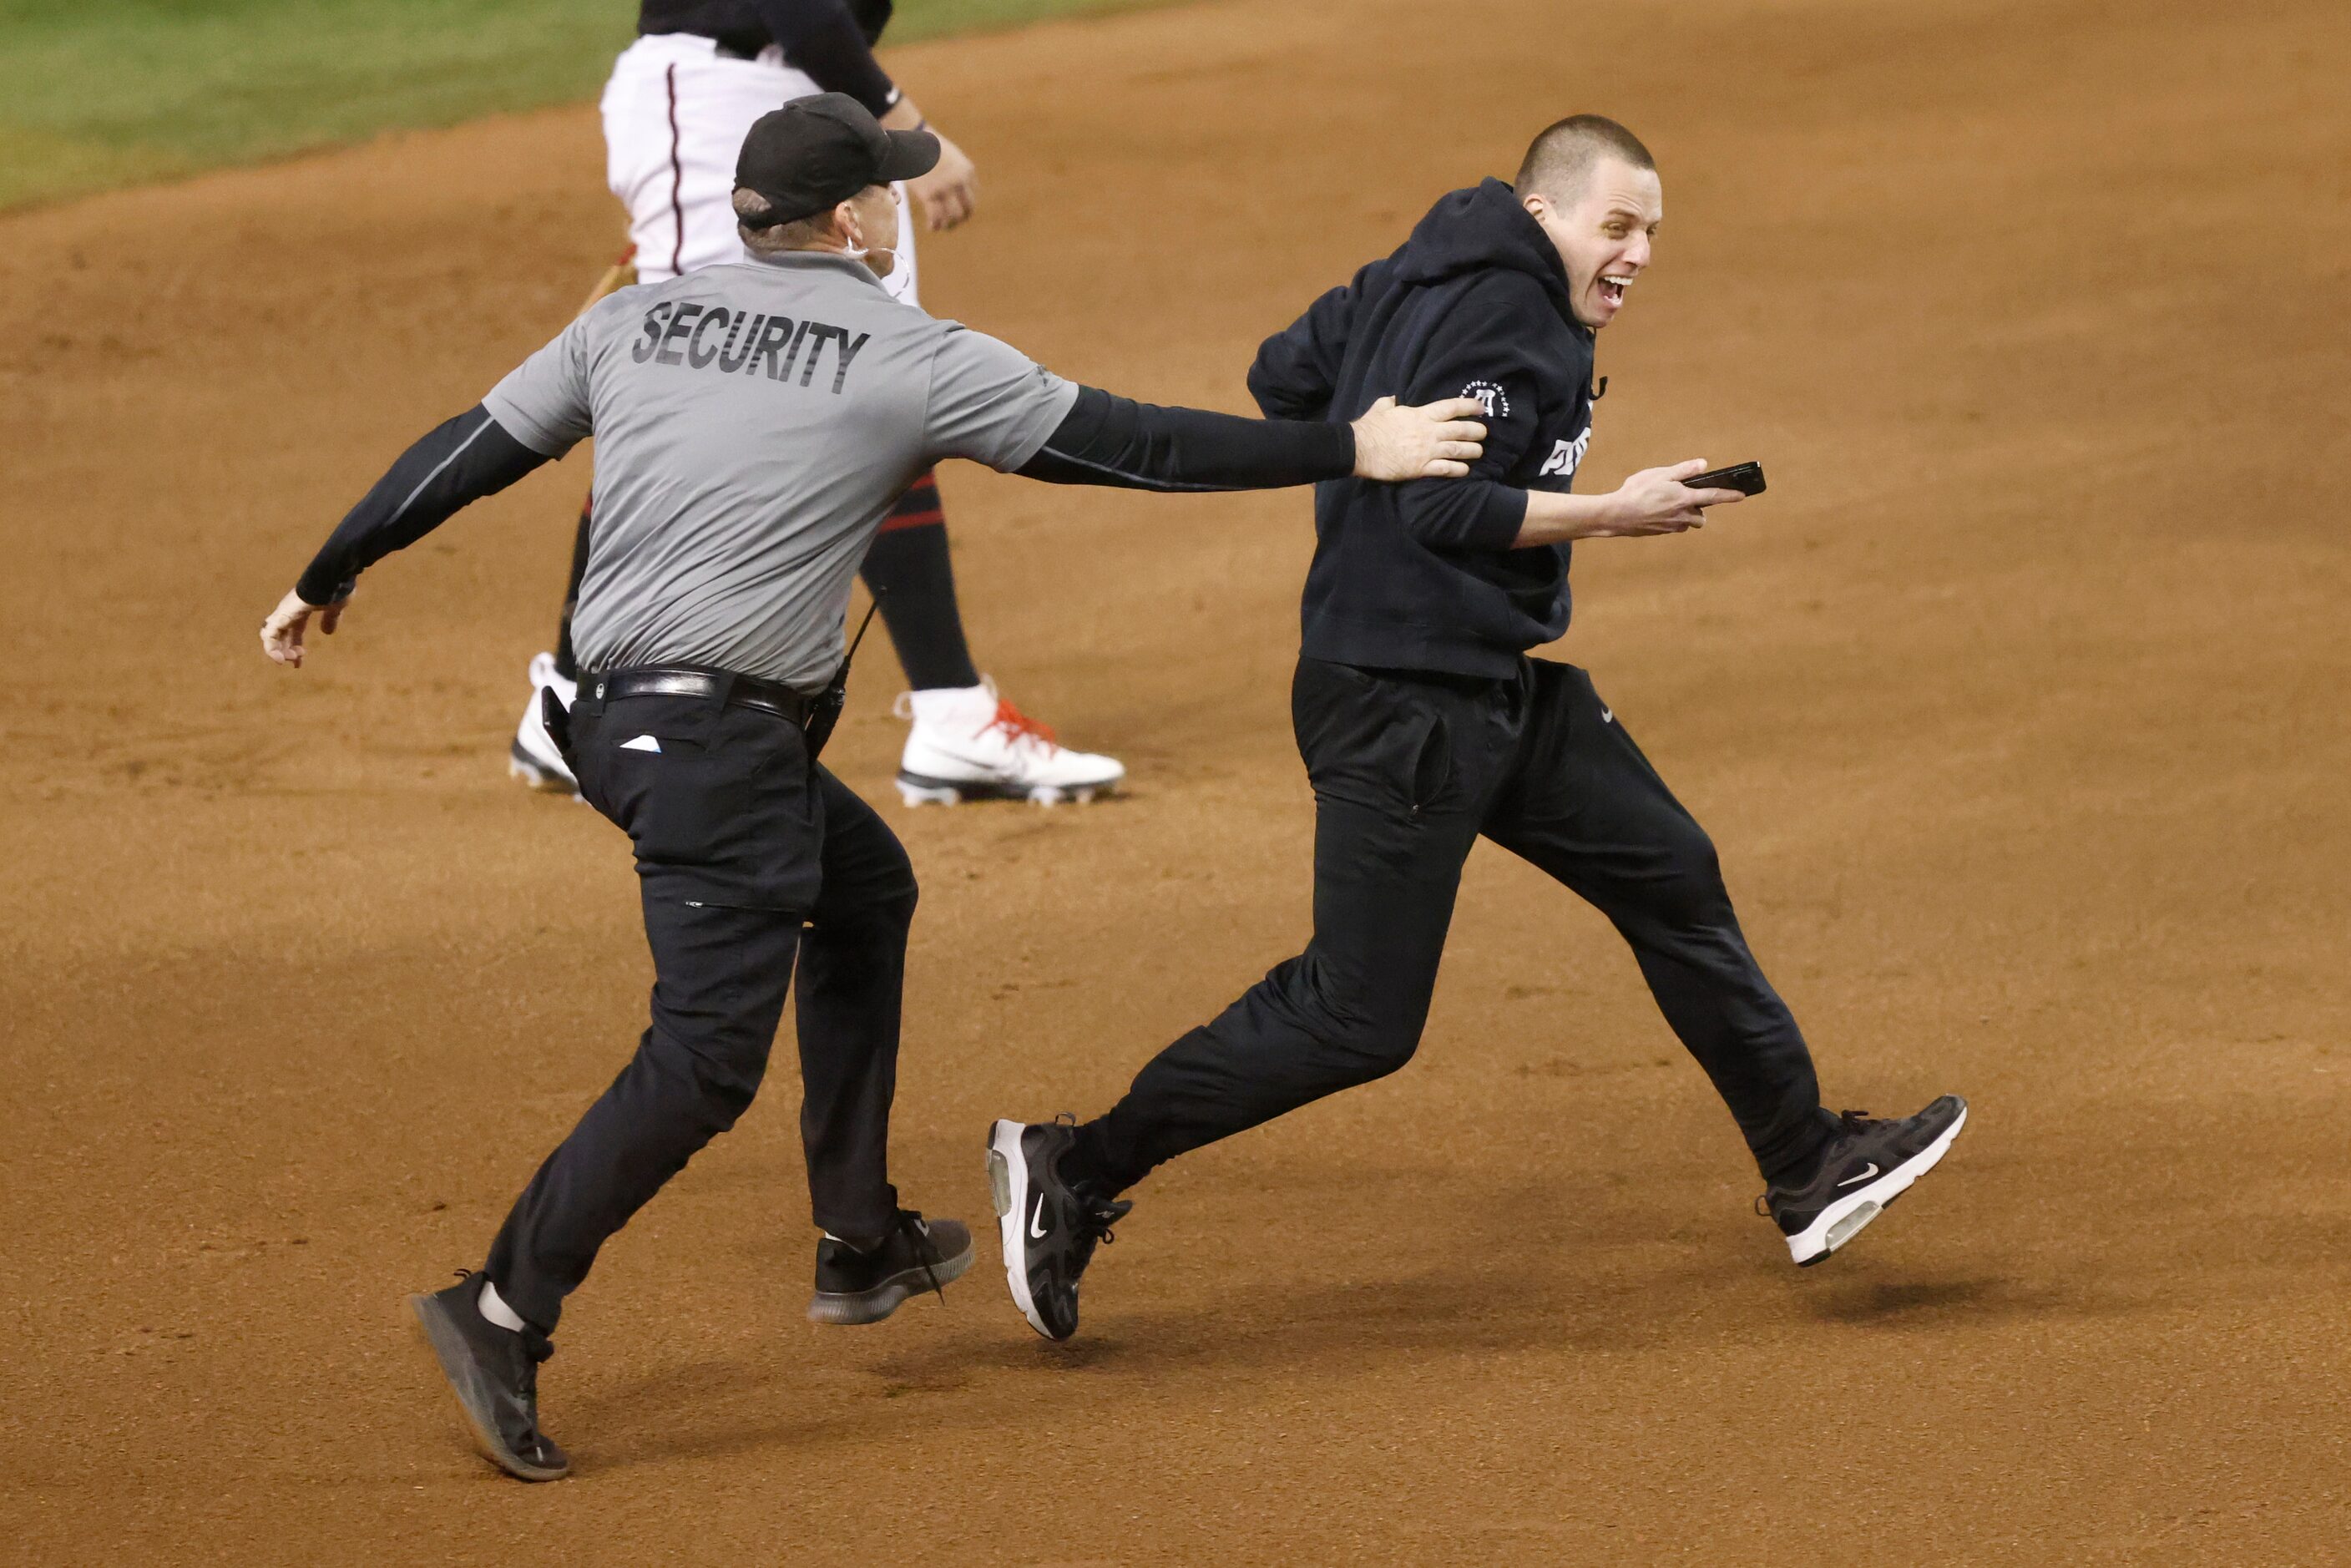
[1391,178,1582,333]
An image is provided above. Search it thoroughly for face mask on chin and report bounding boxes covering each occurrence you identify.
[841,241,897,276]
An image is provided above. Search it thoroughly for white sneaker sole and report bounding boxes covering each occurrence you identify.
[985,1119,1052,1338]
[899,773,1115,808]
[1785,1102,1969,1266]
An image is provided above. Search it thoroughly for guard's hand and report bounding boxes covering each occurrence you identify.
[1351,396,1488,482]
[1587,458,1745,537]
[260,587,349,668]
[907,129,978,230]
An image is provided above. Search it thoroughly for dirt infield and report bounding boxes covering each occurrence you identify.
[3,0,2346,1560]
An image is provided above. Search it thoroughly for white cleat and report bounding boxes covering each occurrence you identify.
[510,651,581,798]
[892,679,1123,808]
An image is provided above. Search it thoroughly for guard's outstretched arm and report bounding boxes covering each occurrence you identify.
[1014,385,1482,493]
[292,406,549,605]
[1014,386,1355,492]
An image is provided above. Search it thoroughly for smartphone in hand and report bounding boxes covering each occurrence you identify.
[1682,461,1766,497]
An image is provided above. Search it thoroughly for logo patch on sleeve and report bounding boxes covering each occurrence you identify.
[1459,379,1511,418]
[1540,425,1594,479]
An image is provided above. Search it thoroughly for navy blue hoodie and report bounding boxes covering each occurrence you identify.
[1249,177,1598,679]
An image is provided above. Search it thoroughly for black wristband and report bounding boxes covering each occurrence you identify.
[292,572,358,609]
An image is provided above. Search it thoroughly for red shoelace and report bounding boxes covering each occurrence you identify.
[987,699,1059,749]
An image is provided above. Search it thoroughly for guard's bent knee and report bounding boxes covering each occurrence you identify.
[828,848,919,931]
[692,1056,766,1131]
[811,882,918,942]
[650,1027,772,1132]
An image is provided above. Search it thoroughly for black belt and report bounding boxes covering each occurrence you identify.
[586,665,816,726]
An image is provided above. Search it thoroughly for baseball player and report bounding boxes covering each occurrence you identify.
[510,0,1126,808]
[988,115,1969,1342]
[257,95,1486,1479]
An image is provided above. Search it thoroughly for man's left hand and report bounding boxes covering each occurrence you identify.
[260,588,348,667]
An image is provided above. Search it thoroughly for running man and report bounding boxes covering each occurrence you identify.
[989,115,1968,1342]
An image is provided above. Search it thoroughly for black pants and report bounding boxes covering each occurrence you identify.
[485,684,918,1333]
[1074,656,1833,1195]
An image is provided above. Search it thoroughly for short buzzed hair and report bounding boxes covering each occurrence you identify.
[734,187,841,254]
[1514,115,1656,202]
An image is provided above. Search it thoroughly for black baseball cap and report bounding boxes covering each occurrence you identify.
[734,93,939,228]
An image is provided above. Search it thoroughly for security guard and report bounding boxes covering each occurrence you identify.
[257,94,1486,1482]
[514,0,1132,809]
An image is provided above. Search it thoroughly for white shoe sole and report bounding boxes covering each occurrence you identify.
[986,1119,1051,1338]
[1785,1103,1969,1265]
[899,773,1115,808]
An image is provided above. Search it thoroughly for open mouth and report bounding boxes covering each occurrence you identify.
[1598,274,1633,307]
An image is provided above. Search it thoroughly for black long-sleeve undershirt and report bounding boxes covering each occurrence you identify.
[636,1,899,117]
[294,407,548,605]
[1016,385,1355,492]
[291,390,1352,605]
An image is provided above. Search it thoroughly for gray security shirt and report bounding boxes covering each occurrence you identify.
[484,250,1079,691]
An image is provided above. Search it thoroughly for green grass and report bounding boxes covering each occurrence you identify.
[0,0,1159,211]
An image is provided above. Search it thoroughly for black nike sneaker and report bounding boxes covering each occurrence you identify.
[987,1117,1131,1341]
[407,1272,569,1482]
[806,1209,975,1325]
[1761,1095,1969,1265]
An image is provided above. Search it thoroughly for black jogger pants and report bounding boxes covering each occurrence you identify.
[1074,655,1833,1195]
[485,681,918,1333]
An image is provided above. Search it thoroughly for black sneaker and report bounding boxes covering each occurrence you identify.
[806,1209,974,1325]
[987,1117,1131,1341]
[407,1272,569,1482]
[1761,1095,1969,1265]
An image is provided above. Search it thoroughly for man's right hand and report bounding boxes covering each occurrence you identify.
[260,587,348,667]
[1590,458,1747,536]
[1510,458,1750,546]
[1351,396,1488,481]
